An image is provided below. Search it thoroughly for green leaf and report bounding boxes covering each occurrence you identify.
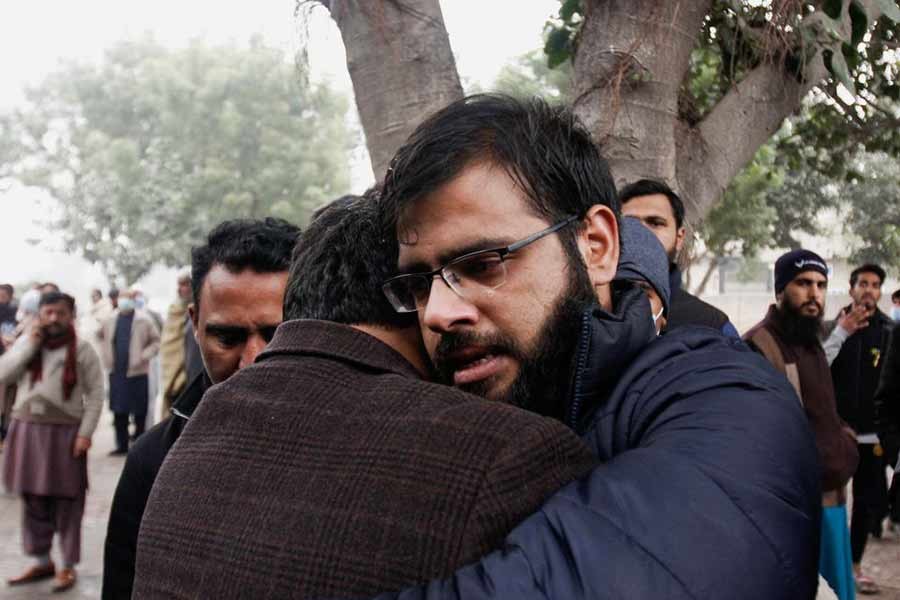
[874,0,900,22]
[825,48,857,95]
[544,27,572,69]
[559,0,581,23]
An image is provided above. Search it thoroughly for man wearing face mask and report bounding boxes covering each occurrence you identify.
[0,292,105,592]
[614,217,670,335]
[99,289,160,455]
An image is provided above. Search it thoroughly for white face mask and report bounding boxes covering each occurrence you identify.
[118,298,136,313]
[891,306,900,321]
[652,306,665,335]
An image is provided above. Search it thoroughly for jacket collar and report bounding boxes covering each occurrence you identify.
[668,264,683,294]
[171,371,210,421]
[257,319,422,380]
[565,286,657,433]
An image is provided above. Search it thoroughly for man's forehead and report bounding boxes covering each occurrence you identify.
[793,271,827,284]
[622,194,674,220]
[199,266,286,315]
[854,272,882,284]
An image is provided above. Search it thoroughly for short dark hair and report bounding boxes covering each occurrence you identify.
[284,192,413,329]
[618,179,686,230]
[191,217,301,309]
[39,291,75,312]
[849,263,886,288]
[380,94,618,255]
[108,288,120,299]
[892,289,900,302]
[0,284,13,297]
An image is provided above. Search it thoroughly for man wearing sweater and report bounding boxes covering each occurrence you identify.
[0,292,106,592]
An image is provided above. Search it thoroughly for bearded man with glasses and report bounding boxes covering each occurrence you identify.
[373,94,822,599]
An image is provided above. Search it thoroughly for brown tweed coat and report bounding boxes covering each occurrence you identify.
[133,320,594,600]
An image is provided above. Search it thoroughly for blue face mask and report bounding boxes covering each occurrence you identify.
[118,298,136,313]
[891,306,900,321]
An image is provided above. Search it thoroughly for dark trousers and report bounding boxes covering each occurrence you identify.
[22,493,85,566]
[113,412,146,452]
[851,443,888,563]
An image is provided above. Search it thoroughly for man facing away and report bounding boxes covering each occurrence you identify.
[619,178,739,337]
[99,289,160,454]
[825,263,893,594]
[1,292,105,592]
[369,94,818,599]
[131,194,595,599]
[102,217,300,599]
[744,249,859,600]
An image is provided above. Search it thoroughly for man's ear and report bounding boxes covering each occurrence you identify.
[188,303,199,334]
[675,226,687,255]
[577,204,619,288]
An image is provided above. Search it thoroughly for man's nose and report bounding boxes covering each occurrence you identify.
[239,334,269,370]
[422,278,479,334]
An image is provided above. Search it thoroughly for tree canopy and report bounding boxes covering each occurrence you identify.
[3,36,352,284]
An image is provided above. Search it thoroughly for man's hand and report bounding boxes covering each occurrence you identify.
[29,324,45,346]
[837,304,870,335]
[73,436,91,458]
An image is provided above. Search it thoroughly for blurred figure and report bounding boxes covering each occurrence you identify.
[108,288,120,311]
[744,250,858,600]
[619,179,739,337]
[891,289,900,321]
[99,290,160,455]
[614,216,671,335]
[874,302,900,537]
[159,271,194,415]
[0,284,18,446]
[826,264,892,594]
[0,284,17,333]
[0,292,105,593]
[103,218,299,600]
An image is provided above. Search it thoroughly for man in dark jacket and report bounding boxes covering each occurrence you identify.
[875,322,900,530]
[619,179,739,337]
[131,195,594,599]
[373,95,820,599]
[828,263,893,593]
[744,249,858,600]
[101,218,300,599]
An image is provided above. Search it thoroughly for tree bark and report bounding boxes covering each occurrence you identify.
[322,0,464,180]
[692,255,719,297]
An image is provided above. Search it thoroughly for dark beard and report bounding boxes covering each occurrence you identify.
[773,301,824,348]
[433,258,597,421]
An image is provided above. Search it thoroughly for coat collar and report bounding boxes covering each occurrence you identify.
[565,286,657,433]
[257,319,422,380]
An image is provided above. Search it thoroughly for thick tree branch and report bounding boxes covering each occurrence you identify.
[324,0,463,179]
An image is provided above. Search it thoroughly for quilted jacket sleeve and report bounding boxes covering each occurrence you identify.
[373,335,821,600]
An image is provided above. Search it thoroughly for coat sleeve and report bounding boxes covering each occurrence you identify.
[875,329,900,438]
[77,342,106,439]
[822,325,849,366]
[140,318,162,362]
[456,418,595,566]
[102,426,167,600]
[372,342,821,600]
[0,335,38,385]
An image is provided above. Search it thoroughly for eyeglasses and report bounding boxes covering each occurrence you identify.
[382,215,579,313]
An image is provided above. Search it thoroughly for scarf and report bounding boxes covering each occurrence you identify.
[28,324,78,401]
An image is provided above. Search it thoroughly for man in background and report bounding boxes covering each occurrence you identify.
[1,292,105,592]
[744,249,859,600]
[827,264,893,594]
[103,217,300,600]
[159,272,195,415]
[99,290,160,455]
[619,179,739,337]
[614,217,670,335]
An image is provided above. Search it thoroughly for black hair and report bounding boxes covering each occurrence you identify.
[191,217,301,309]
[379,94,618,258]
[284,191,414,329]
[892,289,900,302]
[0,284,13,297]
[618,179,686,230]
[108,288,120,299]
[849,263,886,288]
[39,291,75,312]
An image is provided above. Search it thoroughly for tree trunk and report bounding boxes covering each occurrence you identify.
[692,255,719,297]
[322,0,464,180]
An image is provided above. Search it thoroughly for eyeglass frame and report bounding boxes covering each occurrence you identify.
[382,214,580,313]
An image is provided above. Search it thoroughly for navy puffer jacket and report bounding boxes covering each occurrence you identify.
[376,289,821,600]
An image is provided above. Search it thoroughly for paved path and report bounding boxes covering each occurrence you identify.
[1,413,899,598]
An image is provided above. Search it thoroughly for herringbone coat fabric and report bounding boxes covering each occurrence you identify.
[133,320,595,600]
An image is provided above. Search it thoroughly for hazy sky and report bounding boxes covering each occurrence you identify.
[0,0,558,305]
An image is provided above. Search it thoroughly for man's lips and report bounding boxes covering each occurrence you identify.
[442,346,509,387]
